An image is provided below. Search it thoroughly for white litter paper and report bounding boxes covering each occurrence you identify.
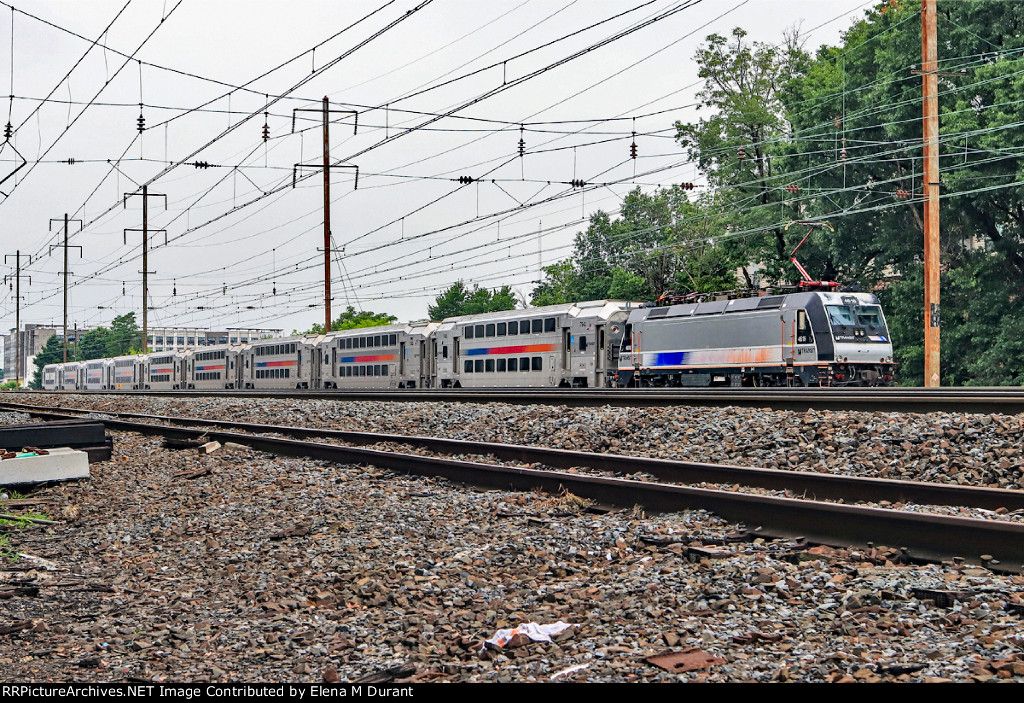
[484,621,577,649]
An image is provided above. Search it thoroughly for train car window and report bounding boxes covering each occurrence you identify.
[520,356,530,371]
[361,366,367,376]
[508,358,517,372]
[464,360,473,373]
[465,326,474,339]
[442,345,449,359]
[475,324,485,337]
[485,359,495,372]
[359,337,367,349]
[797,310,813,344]
[544,318,556,332]
[346,338,353,349]
[346,367,352,377]
[374,335,381,347]
[485,324,495,337]
[390,334,397,346]
[532,356,543,371]
[497,359,507,372]
[508,321,518,335]
[474,359,484,373]
[532,319,542,334]
[497,323,506,336]
[579,336,587,352]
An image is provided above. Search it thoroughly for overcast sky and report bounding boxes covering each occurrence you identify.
[0,0,874,341]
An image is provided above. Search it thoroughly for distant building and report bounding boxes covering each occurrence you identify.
[144,327,282,353]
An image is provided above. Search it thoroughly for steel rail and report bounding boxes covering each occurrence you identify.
[24,387,1024,414]
[5,402,1024,571]
[3,400,1023,512]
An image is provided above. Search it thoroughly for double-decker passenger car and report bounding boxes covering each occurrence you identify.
[434,301,633,388]
[317,322,439,389]
[141,351,186,390]
[83,359,112,390]
[240,336,314,389]
[183,346,238,389]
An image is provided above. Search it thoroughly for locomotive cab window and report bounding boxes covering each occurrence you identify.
[797,310,813,344]
[579,335,587,352]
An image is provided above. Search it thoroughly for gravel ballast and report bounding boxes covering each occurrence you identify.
[1,396,1022,683]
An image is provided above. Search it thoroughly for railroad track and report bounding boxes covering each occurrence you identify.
[5,400,1024,572]
[23,387,1024,414]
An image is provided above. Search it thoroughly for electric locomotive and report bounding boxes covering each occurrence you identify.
[616,289,895,387]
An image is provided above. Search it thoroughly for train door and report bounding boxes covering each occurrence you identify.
[310,347,320,389]
[425,339,433,388]
[400,342,406,378]
[561,327,571,371]
[595,324,606,384]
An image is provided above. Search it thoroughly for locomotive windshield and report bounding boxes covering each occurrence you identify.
[826,304,889,342]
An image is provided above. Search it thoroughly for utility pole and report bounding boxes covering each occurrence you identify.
[293,98,358,332]
[49,214,83,363]
[124,185,167,354]
[4,251,31,388]
[922,0,940,386]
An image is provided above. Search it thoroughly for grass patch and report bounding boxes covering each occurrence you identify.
[0,533,20,562]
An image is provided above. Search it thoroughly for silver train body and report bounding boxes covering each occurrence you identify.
[616,291,895,387]
[40,294,895,392]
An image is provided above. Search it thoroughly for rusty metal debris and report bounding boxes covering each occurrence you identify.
[645,648,725,673]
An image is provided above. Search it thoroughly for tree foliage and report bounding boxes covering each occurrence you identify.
[428,281,517,320]
[29,334,64,389]
[531,186,738,306]
[301,306,398,335]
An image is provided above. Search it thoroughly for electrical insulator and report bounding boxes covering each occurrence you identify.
[222,285,227,296]
[457,175,474,185]
[273,282,277,296]
[3,122,12,140]
[786,184,800,193]
[137,108,145,133]
[630,131,637,159]
[896,188,910,198]
[193,161,210,169]
[840,148,847,161]
[681,182,695,191]
[834,117,842,129]
[518,125,525,158]
[570,179,586,188]
[262,112,270,142]
[173,280,177,296]
[66,158,75,165]
[737,147,746,161]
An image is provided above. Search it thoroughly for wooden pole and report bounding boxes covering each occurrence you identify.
[922,0,941,386]
[323,97,331,333]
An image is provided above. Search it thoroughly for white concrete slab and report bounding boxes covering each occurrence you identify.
[0,447,90,485]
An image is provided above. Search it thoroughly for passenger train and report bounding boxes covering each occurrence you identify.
[42,292,896,392]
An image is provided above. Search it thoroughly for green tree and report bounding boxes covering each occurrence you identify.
[531,186,737,305]
[676,27,810,284]
[106,312,142,357]
[301,306,398,335]
[77,327,110,360]
[428,281,517,320]
[29,334,64,389]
